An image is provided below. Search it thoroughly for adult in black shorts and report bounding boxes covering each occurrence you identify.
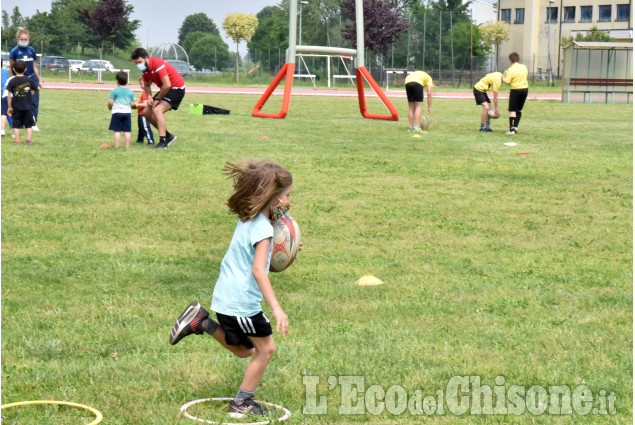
[131,47,186,149]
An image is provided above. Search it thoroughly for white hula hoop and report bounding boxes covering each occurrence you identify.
[180,397,291,425]
[1,400,103,425]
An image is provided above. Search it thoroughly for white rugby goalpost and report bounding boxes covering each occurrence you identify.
[252,0,399,120]
[293,54,355,88]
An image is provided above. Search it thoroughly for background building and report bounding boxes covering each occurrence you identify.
[496,0,633,78]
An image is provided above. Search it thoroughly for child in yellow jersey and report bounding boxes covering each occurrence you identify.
[503,52,529,135]
[473,71,503,132]
[404,70,434,132]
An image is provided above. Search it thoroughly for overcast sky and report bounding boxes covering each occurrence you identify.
[1,0,280,56]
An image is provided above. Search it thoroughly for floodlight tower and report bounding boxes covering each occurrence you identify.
[547,0,554,86]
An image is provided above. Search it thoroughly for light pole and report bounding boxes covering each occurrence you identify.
[146,26,155,50]
[298,1,308,74]
[547,0,554,86]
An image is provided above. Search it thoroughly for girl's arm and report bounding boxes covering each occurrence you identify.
[253,238,289,336]
[32,60,43,88]
[7,92,13,116]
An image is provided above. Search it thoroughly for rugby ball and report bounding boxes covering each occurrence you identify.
[270,214,301,272]
[487,109,500,119]
[420,115,431,131]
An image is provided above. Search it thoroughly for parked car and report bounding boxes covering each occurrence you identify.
[68,59,85,73]
[79,59,115,73]
[165,60,192,77]
[1,52,9,68]
[41,56,70,72]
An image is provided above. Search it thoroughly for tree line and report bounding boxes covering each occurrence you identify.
[2,0,618,76]
[2,0,139,57]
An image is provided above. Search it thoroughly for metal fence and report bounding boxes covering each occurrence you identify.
[245,48,563,88]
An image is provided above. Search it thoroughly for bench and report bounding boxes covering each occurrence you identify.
[332,74,356,86]
[293,73,316,89]
[566,78,633,104]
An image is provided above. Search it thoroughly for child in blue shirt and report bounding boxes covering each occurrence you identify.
[170,160,298,418]
[107,71,136,149]
[1,60,11,136]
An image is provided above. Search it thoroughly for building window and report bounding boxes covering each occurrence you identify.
[546,7,558,23]
[501,9,511,24]
[598,5,612,21]
[616,4,630,21]
[515,8,525,24]
[580,6,593,22]
[563,6,576,22]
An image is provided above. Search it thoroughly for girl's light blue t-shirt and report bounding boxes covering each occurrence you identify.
[211,213,273,317]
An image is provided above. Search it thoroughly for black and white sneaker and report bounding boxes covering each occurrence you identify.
[166,133,177,146]
[169,301,209,345]
[153,141,168,149]
[228,397,270,418]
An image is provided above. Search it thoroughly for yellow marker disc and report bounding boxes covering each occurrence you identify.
[356,274,384,286]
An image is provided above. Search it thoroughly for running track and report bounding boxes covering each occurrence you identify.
[45,81,562,101]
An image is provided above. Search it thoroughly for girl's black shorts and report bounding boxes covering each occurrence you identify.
[216,311,273,349]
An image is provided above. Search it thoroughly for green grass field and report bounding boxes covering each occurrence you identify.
[1,89,632,424]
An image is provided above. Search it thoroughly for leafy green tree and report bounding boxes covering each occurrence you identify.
[23,11,56,54]
[223,12,259,84]
[183,32,232,71]
[312,0,343,47]
[77,0,139,60]
[49,0,99,53]
[178,13,220,46]
[479,20,511,70]
[29,0,100,55]
[401,1,481,76]
[2,7,25,51]
[248,5,289,72]
[431,0,471,18]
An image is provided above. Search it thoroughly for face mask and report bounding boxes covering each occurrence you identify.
[18,41,29,47]
[136,63,147,71]
[271,198,290,221]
